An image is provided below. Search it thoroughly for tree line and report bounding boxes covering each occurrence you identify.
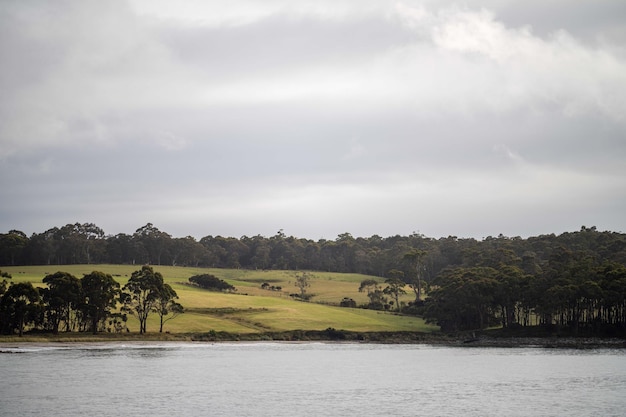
[420,252,626,336]
[1,223,625,335]
[0,265,183,336]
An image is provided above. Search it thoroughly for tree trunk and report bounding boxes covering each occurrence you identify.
[417,274,422,302]
[411,285,419,303]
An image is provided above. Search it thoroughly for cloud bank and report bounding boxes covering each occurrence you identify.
[1,0,625,239]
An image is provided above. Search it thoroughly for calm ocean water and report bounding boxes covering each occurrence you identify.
[1,342,625,417]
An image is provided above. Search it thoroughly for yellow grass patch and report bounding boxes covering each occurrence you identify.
[1,265,436,334]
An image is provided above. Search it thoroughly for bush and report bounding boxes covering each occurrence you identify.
[289,293,312,301]
[339,297,357,308]
[324,327,346,340]
[189,274,236,292]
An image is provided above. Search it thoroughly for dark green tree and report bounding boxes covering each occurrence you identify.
[0,282,41,336]
[154,283,183,333]
[170,236,208,267]
[188,274,236,291]
[55,223,106,264]
[493,265,527,328]
[384,270,407,312]
[403,249,427,303]
[358,279,379,294]
[121,265,164,334]
[133,223,171,265]
[424,267,499,331]
[81,271,120,334]
[358,279,386,310]
[0,270,11,296]
[41,271,82,333]
[0,230,28,265]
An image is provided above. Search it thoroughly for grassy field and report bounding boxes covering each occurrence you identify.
[1,264,437,336]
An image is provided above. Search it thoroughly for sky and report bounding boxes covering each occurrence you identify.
[1,0,625,240]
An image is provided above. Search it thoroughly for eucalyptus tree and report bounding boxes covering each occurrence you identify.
[424,267,499,331]
[133,223,172,265]
[358,279,386,310]
[0,270,11,295]
[170,236,207,267]
[121,265,165,334]
[294,271,313,300]
[384,269,407,312]
[403,249,427,303]
[81,271,120,334]
[105,233,136,264]
[198,235,226,267]
[0,271,10,333]
[248,235,271,270]
[0,282,41,336]
[0,230,28,265]
[26,227,61,265]
[154,283,183,333]
[56,223,106,264]
[358,279,379,294]
[41,271,82,333]
[600,262,626,329]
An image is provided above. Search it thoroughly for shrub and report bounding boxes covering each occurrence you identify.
[339,297,357,308]
[189,274,236,292]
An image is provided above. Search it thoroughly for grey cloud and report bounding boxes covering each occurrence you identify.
[159,14,416,79]
[487,0,626,43]
[1,0,625,239]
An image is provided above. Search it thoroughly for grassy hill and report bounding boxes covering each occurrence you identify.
[2,265,437,337]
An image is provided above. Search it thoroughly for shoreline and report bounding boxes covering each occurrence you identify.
[2,331,625,349]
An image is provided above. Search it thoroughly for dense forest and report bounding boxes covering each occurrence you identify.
[1,223,625,336]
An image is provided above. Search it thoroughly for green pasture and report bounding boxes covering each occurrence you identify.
[1,265,436,335]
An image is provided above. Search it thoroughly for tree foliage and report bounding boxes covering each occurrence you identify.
[80,271,120,334]
[383,270,407,312]
[0,282,40,336]
[41,271,82,333]
[294,271,312,300]
[188,274,235,292]
[121,265,165,334]
[1,223,626,336]
[358,279,387,310]
[154,283,183,333]
[0,267,184,335]
[0,269,11,296]
[403,249,427,302]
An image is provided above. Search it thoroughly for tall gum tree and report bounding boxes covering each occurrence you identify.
[81,271,120,335]
[403,249,427,303]
[384,269,407,312]
[41,271,81,333]
[154,283,183,333]
[0,282,40,336]
[121,265,165,334]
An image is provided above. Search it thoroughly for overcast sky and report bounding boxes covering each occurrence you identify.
[1,0,625,240]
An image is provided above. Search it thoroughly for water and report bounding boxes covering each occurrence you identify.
[1,342,625,417]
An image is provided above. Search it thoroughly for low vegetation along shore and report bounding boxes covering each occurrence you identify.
[2,331,625,349]
[1,264,624,348]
